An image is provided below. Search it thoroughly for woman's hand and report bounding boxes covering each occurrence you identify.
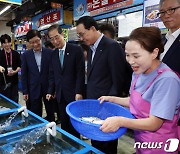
[100,116,125,132]
[98,96,130,107]
[0,66,5,73]
[23,94,29,101]
[46,94,54,101]
[98,96,112,104]
[75,94,83,100]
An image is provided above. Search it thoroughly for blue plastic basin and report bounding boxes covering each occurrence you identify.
[66,99,135,141]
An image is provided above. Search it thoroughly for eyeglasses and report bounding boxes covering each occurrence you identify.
[77,30,88,38]
[157,6,180,17]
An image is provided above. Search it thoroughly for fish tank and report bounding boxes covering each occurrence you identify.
[0,94,103,153]
[0,126,102,154]
[0,109,46,136]
[0,94,20,112]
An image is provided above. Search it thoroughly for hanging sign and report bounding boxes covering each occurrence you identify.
[87,0,125,11]
[74,0,136,21]
[39,11,60,27]
[62,29,68,42]
[14,21,32,38]
[32,8,63,31]
[89,0,133,16]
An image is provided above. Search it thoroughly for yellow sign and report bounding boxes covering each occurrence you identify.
[62,28,68,42]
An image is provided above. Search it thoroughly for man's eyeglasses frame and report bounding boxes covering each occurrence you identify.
[157,6,180,17]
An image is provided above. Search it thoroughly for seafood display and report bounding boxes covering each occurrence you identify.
[80,117,104,125]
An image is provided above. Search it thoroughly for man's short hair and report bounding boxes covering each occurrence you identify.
[26,30,41,42]
[47,24,63,36]
[99,23,116,39]
[76,16,99,30]
[159,0,180,6]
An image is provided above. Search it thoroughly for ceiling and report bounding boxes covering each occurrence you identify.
[0,0,73,27]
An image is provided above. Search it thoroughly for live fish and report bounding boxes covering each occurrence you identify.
[80,117,104,125]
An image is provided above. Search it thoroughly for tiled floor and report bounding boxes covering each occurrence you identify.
[18,92,135,154]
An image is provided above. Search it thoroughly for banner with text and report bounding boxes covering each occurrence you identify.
[73,0,144,21]
[32,8,63,31]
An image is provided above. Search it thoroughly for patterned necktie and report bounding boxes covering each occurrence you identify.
[163,37,167,45]
[90,45,96,64]
[59,49,64,67]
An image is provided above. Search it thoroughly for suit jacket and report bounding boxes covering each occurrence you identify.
[162,34,180,75]
[21,47,53,100]
[48,43,85,103]
[87,36,126,99]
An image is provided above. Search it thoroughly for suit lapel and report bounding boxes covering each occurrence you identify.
[163,34,180,62]
[54,49,62,73]
[62,43,70,72]
[40,48,45,74]
[87,37,105,78]
[30,50,39,73]
[87,49,92,76]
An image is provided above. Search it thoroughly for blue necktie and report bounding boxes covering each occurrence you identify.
[59,49,64,67]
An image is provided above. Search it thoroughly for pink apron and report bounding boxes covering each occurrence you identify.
[130,69,179,154]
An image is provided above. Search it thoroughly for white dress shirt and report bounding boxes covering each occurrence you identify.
[160,28,180,60]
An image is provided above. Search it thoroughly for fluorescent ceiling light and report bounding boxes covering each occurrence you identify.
[116,14,126,20]
[0,5,11,16]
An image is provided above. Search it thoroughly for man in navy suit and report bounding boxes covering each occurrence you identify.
[46,24,84,138]
[76,16,126,154]
[159,0,180,74]
[21,30,54,121]
[159,0,180,142]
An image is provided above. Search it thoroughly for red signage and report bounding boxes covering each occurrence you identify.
[87,0,124,11]
[15,22,32,37]
[39,11,60,27]
[89,0,133,16]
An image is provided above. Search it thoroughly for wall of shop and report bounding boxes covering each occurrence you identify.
[0,21,11,37]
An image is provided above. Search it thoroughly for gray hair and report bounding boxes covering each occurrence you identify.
[159,0,180,7]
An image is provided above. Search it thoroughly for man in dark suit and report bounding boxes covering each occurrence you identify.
[76,16,127,154]
[46,24,84,138]
[159,0,180,74]
[21,30,54,121]
[159,0,180,144]
[99,23,132,96]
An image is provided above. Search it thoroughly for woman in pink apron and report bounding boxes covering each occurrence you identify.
[99,27,180,154]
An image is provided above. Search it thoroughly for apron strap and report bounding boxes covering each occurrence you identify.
[141,68,172,95]
[132,75,139,90]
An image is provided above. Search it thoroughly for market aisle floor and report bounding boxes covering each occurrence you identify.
[18,92,135,154]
